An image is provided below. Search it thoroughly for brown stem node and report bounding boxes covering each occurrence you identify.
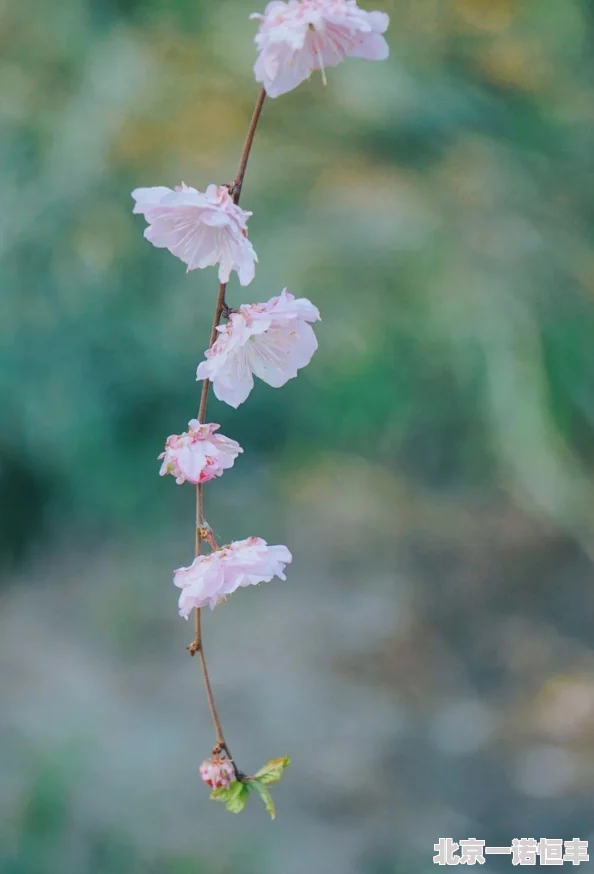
[198,524,219,552]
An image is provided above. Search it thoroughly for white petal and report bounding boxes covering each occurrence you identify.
[248,321,318,388]
[211,347,256,408]
[131,186,172,214]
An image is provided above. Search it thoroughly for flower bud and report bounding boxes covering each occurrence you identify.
[199,757,236,789]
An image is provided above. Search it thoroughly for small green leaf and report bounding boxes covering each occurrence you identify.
[225,781,249,814]
[248,779,276,820]
[210,780,249,814]
[253,756,291,786]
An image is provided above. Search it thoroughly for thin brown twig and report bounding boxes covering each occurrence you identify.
[190,87,267,764]
[231,88,267,205]
[194,608,226,746]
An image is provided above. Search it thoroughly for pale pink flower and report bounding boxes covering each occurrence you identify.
[158,420,242,485]
[251,0,389,98]
[199,757,236,789]
[131,183,257,285]
[174,537,293,616]
[196,289,320,408]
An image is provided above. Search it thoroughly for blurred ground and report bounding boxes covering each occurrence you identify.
[2,1,594,872]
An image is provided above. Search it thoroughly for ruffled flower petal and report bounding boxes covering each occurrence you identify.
[196,290,320,408]
[173,537,292,616]
[158,421,242,485]
[132,184,257,285]
[251,0,389,97]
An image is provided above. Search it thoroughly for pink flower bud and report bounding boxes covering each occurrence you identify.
[199,757,236,789]
[158,420,242,485]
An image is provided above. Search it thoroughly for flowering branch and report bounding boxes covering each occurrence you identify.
[188,89,267,767]
[132,0,389,820]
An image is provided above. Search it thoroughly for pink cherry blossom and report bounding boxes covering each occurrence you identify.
[131,183,257,285]
[158,420,242,485]
[196,289,320,408]
[250,0,389,98]
[199,757,236,789]
[174,537,293,616]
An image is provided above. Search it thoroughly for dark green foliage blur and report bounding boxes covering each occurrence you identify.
[3,1,594,873]
[4,0,594,565]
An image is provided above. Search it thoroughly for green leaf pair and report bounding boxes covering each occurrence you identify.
[209,756,291,819]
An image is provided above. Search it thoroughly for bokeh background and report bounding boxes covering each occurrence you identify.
[3,0,594,871]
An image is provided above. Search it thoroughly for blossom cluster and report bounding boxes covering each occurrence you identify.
[132,0,388,765]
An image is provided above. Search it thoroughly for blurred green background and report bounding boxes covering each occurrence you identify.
[2,0,594,871]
